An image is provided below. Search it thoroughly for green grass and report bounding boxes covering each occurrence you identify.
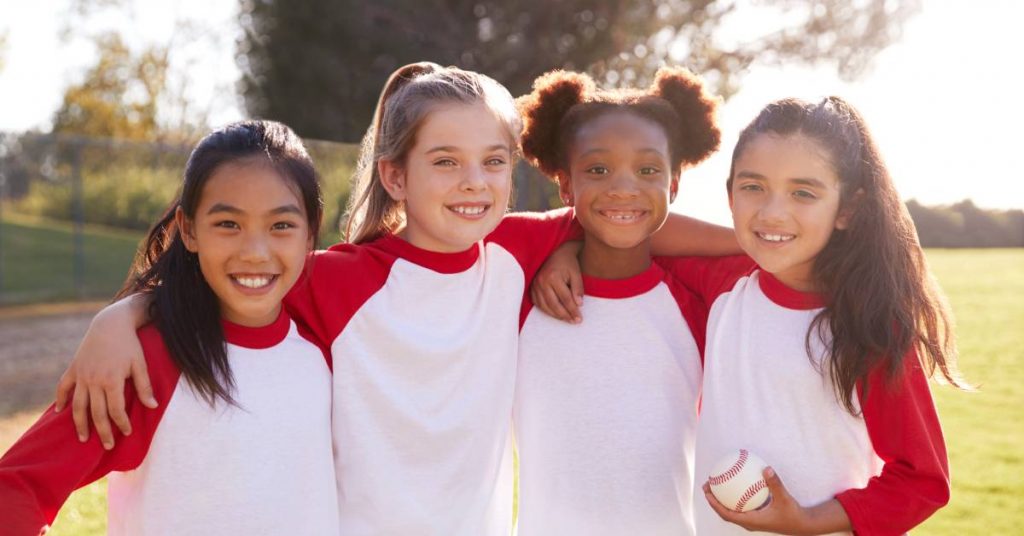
[0,214,143,304]
[917,249,1024,535]
[5,248,1022,534]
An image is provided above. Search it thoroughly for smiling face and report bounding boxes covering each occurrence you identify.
[729,132,848,291]
[178,160,312,327]
[562,111,677,276]
[379,101,513,252]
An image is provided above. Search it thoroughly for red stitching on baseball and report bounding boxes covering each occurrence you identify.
[735,478,767,511]
[708,449,748,486]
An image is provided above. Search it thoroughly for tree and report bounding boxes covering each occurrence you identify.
[51,33,169,141]
[238,0,921,142]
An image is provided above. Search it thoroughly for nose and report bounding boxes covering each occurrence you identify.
[238,230,271,263]
[606,171,640,199]
[459,164,487,192]
[757,192,788,224]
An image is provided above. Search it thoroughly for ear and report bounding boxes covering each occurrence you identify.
[668,173,680,203]
[556,172,575,206]
[378,159,407,201]
[174,206,198,253]
[835,188,864,230]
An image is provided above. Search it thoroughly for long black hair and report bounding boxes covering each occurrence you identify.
[116,120,323,406]
[728,97,967,414]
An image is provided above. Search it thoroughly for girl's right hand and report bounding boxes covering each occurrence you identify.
[53,298,157,450]
[530,241,584,324]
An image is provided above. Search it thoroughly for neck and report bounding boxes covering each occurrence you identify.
[578,235,652,280]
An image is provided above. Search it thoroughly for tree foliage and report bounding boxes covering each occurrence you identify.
[907,199,1024,248]
[51,33,170,141]
[238,0,921,142]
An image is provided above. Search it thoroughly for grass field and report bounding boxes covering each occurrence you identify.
[0,214,143,305]
[1,246,1021,535]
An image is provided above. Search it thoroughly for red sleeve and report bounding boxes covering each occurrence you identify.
[284,246,395,353]
[486,207,582,283]
[835,351,950,535]
[0,325,180,535]
[656,254,756,308]
[661,274,709,361]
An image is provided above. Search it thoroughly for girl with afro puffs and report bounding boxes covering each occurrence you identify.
[513,66,724,536]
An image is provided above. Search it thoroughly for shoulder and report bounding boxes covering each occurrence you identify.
[136,324,179,379]
[656,254,756,305]
[487,207,575,241]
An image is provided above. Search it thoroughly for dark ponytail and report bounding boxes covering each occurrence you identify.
[117,120,322,406]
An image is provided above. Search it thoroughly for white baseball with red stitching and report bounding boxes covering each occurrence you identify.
[707,449,771,512]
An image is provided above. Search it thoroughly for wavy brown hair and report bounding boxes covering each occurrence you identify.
[517,66,721,180]
[345,62,522,244]
[728,97,967,413]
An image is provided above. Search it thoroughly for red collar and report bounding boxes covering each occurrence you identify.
[373,234,480,274]
[757,271,826,310]
[221,308,291,349]
[582,262,664,299]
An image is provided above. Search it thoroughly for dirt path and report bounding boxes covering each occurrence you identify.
[0,303,104,418]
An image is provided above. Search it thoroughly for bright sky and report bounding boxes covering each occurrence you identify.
[1,1,1021,225]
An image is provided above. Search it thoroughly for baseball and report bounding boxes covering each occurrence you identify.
[707,449,771,512]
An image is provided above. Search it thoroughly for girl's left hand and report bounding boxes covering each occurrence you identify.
[702,467,850,535]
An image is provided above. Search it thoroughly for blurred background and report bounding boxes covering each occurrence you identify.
[0,1,1020,534]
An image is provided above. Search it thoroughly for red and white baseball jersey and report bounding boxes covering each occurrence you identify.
[0,310,338,536]
[285,208,578,536]
[660,255,950,536]
[514,260,707,536]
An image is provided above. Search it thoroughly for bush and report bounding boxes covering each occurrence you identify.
[17,164,180,230]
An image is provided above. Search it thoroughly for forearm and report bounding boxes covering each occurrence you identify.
[651,213,740,257]
[92,293,152,332]
[798,499,851,535]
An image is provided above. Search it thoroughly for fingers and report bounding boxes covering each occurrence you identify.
[550,277,582,324]
[72,385,90,442]
[54,370,75,412]
[543,285,576,324]
[88,386,115,450]
[131,357,158,409]
[106,383,132,437]
[568,267,584,308]
[702,482,737,520]
[762,466,787,502]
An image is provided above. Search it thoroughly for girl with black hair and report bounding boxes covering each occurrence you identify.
[0,120,339,535]
[513,66,721,535]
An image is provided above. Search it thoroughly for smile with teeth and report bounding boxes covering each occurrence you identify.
[756,231,796,243]
[448,204,489,216]
[231,275,277,289]
[600,210,647,222]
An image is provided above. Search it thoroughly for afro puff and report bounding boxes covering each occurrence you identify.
[518,66,721,181]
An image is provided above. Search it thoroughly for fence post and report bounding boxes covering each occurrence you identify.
[71,141,85,300]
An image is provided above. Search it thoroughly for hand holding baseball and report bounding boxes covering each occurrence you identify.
[702,467,853,535]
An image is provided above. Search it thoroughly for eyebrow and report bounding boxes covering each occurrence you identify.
[578,147,667,158]
[734,171,827,188]
[425,144,511,154]
[206,203,304,216]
